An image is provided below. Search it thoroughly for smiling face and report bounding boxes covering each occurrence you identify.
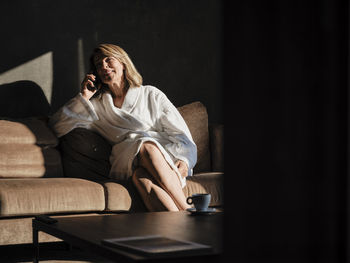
[94,55,125,85]
[90,44,143,89]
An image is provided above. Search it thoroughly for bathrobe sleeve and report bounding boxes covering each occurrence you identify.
[49,93,99,137]
[158,93,197,176]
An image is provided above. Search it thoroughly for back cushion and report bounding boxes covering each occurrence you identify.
[0,119,58,146]
[178,102,211,172]
[0,118,63,178]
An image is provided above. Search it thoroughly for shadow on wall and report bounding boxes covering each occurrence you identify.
[0,80,51,118]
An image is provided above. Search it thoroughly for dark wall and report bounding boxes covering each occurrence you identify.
[225,0,348,262]
[0,0,223,123]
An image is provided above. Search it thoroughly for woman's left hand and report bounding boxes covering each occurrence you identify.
[175,160,188,178]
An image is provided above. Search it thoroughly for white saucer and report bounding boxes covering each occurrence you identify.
[186,207,216,215]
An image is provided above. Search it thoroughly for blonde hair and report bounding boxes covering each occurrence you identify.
[90,44,143,88]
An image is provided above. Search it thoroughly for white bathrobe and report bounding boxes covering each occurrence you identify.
[49,85,197,187]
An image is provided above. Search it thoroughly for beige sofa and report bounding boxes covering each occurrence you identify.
[0,101,223,246]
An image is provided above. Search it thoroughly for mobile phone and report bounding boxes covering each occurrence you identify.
[87,70,101,92]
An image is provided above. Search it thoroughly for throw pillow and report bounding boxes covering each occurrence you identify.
[59,128,112,180]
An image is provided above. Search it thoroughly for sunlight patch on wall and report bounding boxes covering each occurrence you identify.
[0,52,53,104]
[77,38,86,82]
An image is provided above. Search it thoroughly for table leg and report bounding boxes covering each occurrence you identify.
[65,242,73,251]
[33,226,39,263]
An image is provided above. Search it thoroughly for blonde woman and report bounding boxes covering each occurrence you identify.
[49,44,197,211]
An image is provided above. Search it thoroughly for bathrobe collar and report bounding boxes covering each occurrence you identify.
[122,86,141,112]
[101,86,148,130]
[102,86,141,113]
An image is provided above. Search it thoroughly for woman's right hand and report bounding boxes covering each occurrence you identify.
[80,74,100,101]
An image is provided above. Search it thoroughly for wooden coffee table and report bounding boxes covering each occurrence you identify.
[32,211,223,262]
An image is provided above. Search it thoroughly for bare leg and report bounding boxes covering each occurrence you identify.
[132,167,179,211]
[133,141,190,210]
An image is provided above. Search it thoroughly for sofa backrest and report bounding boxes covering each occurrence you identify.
[0,118,63,178]
[177,101,211,173]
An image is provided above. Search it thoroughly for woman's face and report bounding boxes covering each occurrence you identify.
[94,55,124,84]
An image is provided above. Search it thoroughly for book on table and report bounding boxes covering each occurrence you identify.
[101,235,212,257]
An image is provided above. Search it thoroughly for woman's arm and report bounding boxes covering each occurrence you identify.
[49,93,99,138]
[49,74,101,138]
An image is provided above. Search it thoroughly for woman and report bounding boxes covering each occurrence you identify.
[49,44,197,211]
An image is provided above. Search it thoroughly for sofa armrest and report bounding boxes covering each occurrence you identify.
[209,124,224,172]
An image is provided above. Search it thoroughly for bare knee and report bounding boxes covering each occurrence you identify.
[138,142,159,165]
[137,142,173,187]
[139,142,158,156]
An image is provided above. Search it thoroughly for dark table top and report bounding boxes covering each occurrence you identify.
[33,211,223,262]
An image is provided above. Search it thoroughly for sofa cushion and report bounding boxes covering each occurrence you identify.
[0,118,58,146]
[0,118,62,178]
[103,181,133,211]
[0,144,63,178]
[0,178,105,216]
[103,179,147,212]
[184,172,224,207]
[178,102,211,172]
